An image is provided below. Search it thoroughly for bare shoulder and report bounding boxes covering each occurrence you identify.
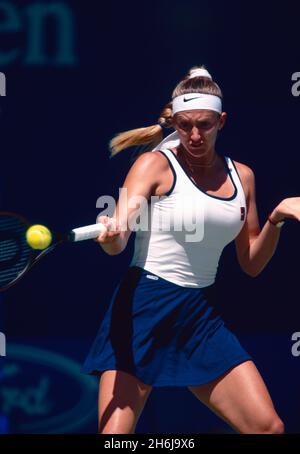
[123,150,170,197]
[232,160,256,198]
[131,150,170,172]
[232,160,255,179]
[233,161,255,182]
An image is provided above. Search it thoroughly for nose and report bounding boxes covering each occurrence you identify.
[190,126,202,143]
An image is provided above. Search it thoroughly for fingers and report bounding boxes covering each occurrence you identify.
[95,216,121,244]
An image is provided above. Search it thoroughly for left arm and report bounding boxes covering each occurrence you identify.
[234,163,298,277]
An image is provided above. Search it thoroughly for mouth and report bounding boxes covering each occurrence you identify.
[189,142,204,149]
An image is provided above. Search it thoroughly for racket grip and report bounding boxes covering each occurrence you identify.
[70,223,107,242]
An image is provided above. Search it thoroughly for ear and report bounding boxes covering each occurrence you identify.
[218,112,227,130]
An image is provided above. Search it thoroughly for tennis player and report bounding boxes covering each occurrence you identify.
[82,66,300,434]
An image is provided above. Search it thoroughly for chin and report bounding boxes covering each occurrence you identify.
[187,145,206,155]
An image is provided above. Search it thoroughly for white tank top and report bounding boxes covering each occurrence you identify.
[130,149,247,288]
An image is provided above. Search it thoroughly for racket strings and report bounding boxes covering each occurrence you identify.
[0,214,33,289]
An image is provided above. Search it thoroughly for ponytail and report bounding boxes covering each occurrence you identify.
[109,103,173,157]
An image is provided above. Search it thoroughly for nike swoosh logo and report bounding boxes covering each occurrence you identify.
[183,96,201,102]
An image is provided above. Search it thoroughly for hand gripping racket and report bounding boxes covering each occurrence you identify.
[0,211,108,292]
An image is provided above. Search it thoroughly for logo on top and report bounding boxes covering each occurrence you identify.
[183,96,203,102]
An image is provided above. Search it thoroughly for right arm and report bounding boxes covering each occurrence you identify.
[96,151,167,255]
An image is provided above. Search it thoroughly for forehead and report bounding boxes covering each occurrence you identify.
[175,110,218,121]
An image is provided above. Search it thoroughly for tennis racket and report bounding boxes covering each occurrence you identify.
[0,211,108,292]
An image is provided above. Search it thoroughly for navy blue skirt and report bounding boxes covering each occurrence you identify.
[81,266,252,387]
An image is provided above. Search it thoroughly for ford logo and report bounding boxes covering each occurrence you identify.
[0,343,98,433]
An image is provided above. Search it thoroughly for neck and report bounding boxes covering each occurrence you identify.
[176,145,219,175]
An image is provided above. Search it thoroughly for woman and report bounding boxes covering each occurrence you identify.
[82,66,299,434]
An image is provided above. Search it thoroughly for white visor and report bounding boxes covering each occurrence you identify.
[172,93,222,114]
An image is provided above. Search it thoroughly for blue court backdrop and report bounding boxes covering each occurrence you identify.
[0,0,300,434]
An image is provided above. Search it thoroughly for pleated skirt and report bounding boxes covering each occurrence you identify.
[81,266,252,386]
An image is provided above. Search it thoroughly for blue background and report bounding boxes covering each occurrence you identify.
[0,0,300,433]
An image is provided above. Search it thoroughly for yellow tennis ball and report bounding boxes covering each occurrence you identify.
[26,225,52,250]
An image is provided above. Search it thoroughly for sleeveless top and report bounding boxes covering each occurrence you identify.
[129,149,247,288]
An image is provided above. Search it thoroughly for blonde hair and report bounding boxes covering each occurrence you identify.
[109,65,222,157]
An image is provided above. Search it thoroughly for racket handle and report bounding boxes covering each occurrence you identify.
[70,223,107,242]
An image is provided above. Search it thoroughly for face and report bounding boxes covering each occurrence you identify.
[173,110,227,157]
